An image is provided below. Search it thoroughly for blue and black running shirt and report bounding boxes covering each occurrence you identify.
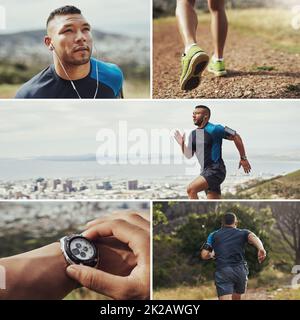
[15,58,124,98]
[187,122,236,169]
[206,227,250,269]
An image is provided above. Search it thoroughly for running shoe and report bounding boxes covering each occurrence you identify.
[207,59,227,77]
[180,45,209,91]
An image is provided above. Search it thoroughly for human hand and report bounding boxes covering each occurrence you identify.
[66,218,150,300]
[174,130,185,146]
[258,248,267,264]
[86,212,149,276]
[239,159,251,174]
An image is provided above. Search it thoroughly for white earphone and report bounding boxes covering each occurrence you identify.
[48,41,99,99]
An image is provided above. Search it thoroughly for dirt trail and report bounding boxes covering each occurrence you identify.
[153,20,300,98]
[208,288,275,300]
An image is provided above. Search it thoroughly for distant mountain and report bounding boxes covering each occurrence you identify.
[34,154,96,161]
[153,0,296,18]
[0,29,149,67]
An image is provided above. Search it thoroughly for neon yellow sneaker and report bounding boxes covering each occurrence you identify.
[180,45,209,91]
[207,59,227,77]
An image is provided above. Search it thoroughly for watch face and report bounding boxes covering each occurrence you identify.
[69,237,96,261]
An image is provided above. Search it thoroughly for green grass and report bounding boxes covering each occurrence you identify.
[226,8,300,53]
[154,270,295,300]
[155,8,300,54]
[154,282,216,300]
[0,81,150,99]
[0,84,21,98]
[237,170,300,199]
[248,268,290,290]
[274,287,300,300]
[123,79,150,98]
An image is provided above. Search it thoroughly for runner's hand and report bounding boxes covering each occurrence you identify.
[239,159,251,174]
[85,212,149,277]
[258,249,267,264]
[174,130,185,146]
[66,219,150,300]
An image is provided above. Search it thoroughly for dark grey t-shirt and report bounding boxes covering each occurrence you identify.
[15,58,123,99]
[206,227,250,269]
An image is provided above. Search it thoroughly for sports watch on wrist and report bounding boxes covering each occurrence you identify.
[60,234,99,267]
[241,155,247,161]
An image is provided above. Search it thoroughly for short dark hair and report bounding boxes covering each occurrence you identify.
[195,105,211,118]
[47,5,81,27]
[222,212,237,226]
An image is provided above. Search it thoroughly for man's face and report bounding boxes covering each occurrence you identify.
[192,108,208,127]
[47,14,93,66]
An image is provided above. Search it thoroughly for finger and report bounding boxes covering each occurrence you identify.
[86,212,149,231]
[66,265,132,300]
[83,220,150,264]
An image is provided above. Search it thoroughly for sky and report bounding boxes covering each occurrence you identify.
[0,0,150,38]
[0,99,299,159]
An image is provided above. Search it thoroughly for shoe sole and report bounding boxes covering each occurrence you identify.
[207,66,227,77]
[180,52,209,91]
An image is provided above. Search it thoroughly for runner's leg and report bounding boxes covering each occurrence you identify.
[219,294,233,300]
[232,293,242,300]
[176,0,198,49]
[187,176,209,199]
[207,0,228,59]
[207,191,221,199]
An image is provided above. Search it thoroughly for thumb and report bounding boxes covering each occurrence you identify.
[66,265,129,299]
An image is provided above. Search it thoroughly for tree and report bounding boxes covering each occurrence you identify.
[271,202,300,265]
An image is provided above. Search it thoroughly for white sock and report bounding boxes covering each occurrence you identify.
[212,54,224,62]
[184,43,197,54]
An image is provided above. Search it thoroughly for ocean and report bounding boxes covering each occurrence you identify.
[0,158,299,182]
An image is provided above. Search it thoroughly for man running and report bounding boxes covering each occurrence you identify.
[15,5,124,98]
[174,105,251,199]
[201,212,267,300]
[176,0,228,90]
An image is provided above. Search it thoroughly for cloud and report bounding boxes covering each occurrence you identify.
[0,100,299,158]
[0,0,150,37]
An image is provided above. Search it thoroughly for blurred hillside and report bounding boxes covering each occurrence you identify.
[0,29,150,85]
[231,170,300,199]
[153,0,300,18]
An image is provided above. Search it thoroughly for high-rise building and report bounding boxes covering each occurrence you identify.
[103,181,112,190]
[127,180,138,190]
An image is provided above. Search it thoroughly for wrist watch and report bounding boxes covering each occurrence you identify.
[241,155,247,161]
[60,234,99,267]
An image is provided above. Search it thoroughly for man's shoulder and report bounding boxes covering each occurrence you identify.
[206,122,224,131]
[205,122,225,138]
[208,229,220,240]
[237,228,251,235]
[91,58,124,96]
[15,66,53,98]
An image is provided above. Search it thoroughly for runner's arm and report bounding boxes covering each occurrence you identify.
[231,133,251,174]
[248,232,267,264]
[0,243,77,300]
[174,130,193,159]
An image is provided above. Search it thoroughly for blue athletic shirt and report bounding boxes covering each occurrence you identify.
[188,122,235,169]
[15,58,123,98]
[206,227,250,269]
